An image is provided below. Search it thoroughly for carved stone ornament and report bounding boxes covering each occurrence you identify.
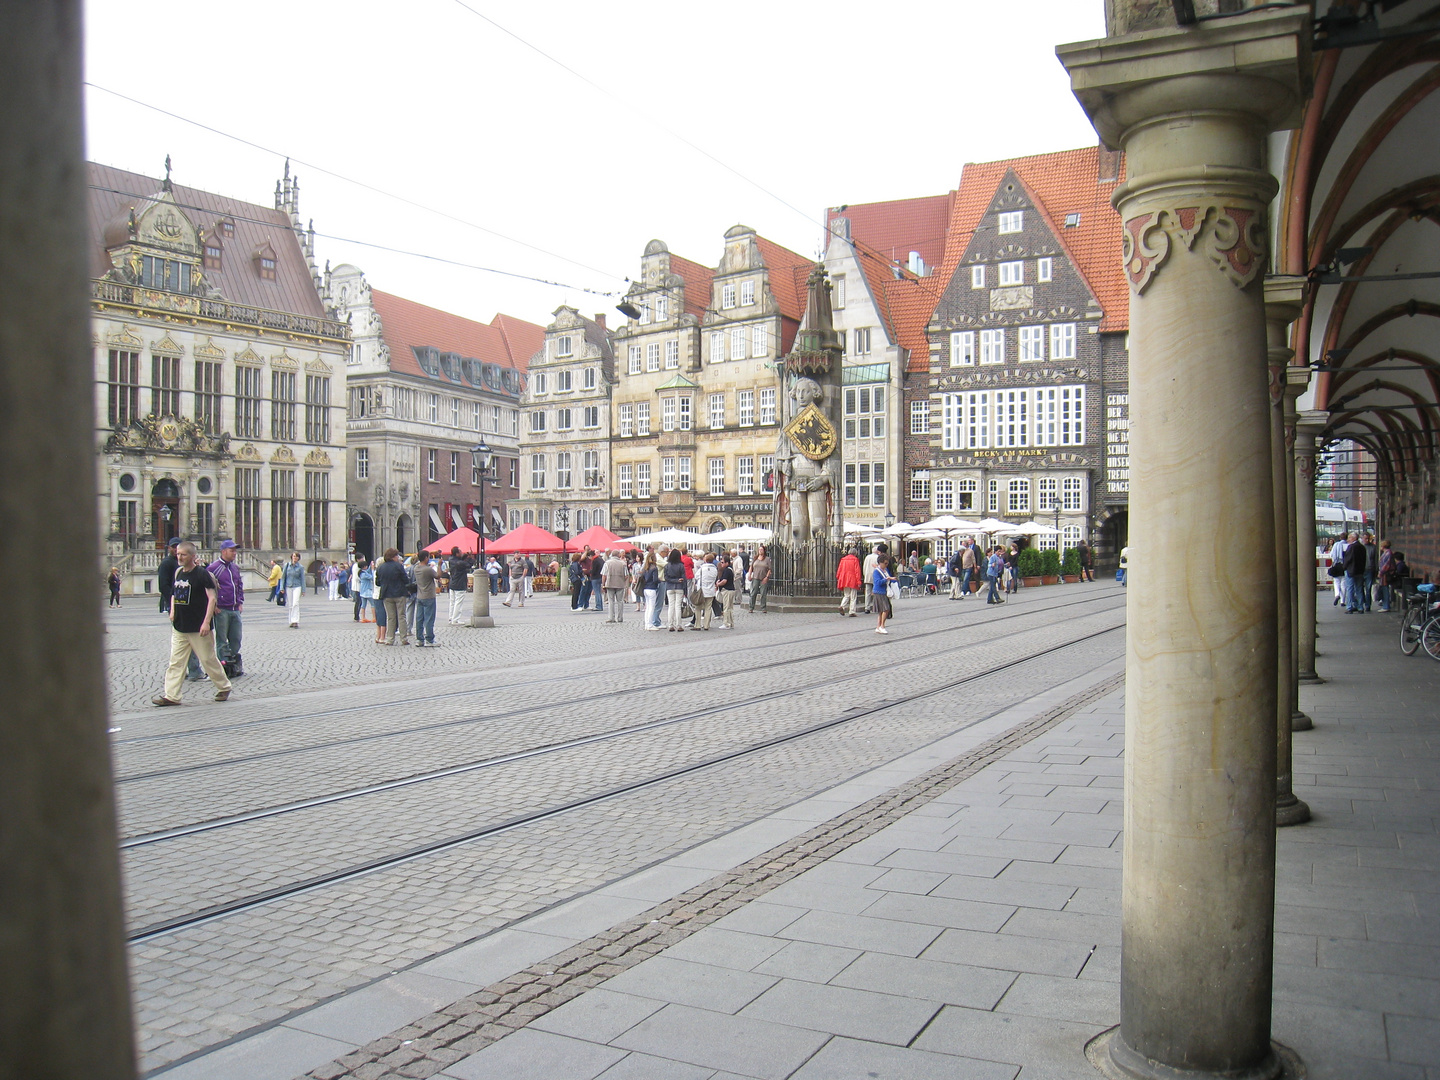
[782,403,839,462]
[1122,204,1266,294]
[104,414,230,456]
[304,449,333,468]
[270,445,298,465]
[236,443,263,462]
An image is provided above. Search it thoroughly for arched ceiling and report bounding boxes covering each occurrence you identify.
[1283,0,1440,484]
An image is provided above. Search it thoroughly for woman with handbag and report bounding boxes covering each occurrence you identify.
[872,553,896,635]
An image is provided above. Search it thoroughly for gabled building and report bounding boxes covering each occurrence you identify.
[90,161,350,589]
[822,194,954,527]
[920,145,1129,558]
[328,264,542,560]
[608,227,810,536]
[512,307,616,538]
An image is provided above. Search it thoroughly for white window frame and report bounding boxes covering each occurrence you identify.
[619,463,633,499]
[833,274,846,309]
[933,478,955,512]
[750,325,768,358]
[999,260,1024,286]
[582,405,600,429]
[709,392,725,429]
[636,462,652,498]
[661,397,676,432]
[758,387,776,425]
[708,456,725,496]
[582,450,600,488]
[738,390,755,426]
[678,456,692,491]
[994,389,1029,448]
[1063,476,1083,511]
[965,391,991,449]
[582,367,597,390]
[1060,386,1086,445]
[853,327,872,356]
[950,330,975,367]
[556,369,572,392]
[998,210,1023,234]
[1037,257,1053,282]
[1038,476,1059,511]
[731,326,746,361]
[654,296,668,320]
[530,453,546,490]
[554,335,573,358]
[1019,325,1045,362]
[1008,478,1030,514]
[665,340,679,369]
[740,279,755,306]
[532,372,547,394]
[911,469,930,502]
[737,456,754,495]
[721,282,736,309]
[957,478,977,510]
[555,452,572,490]
[636,401,651,436]
[555,407,573,432]
[663,456,676,491]
[979,328,1005,366]
[619,403,634,437]
[678,396,692,431]
[987,478,999,513]
[356,446,369,479]
[646,342,661,372]
[710,331,725,364]
[941,393,963,451]
[971,265,985,289]
[1050,323,1077,360]
[910,399,931,434]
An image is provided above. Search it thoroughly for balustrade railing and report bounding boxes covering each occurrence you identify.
[92,280,349,340]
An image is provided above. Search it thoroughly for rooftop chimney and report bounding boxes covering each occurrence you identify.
[594,313,606,330]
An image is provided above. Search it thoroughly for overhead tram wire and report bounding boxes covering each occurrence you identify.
[84,82,629,286]
[88,183,614,297]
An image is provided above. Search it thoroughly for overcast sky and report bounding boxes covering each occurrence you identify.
[84,1,1107,329]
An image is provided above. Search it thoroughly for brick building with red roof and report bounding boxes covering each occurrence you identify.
[327,263,542,560]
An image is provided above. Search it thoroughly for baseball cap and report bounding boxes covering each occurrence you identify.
[168,537,181,547]
[219,539,239,550]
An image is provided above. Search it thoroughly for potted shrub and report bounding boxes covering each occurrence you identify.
[1041,548,1061,584]
[1018,547,1044,588]
[1061,547,1082,583]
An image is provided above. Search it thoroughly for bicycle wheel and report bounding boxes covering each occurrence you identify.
[1400,605,1423,655]
[1423,616,1440,660]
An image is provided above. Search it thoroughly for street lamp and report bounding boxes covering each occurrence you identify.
[158,503,173,546]
[883,510,894,529]
[469,439,495,628]
[556,501,571,542]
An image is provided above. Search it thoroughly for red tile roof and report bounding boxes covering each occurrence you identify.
[932,144,1128,353]
[754,235,813,324]
[87,162,326,318]
[370,289,543,382]
[668,253,715,319]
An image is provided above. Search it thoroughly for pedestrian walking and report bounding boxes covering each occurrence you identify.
[357,558,375,622]
[602,549,628,622]
[986,546,1006,604]
[206,539,246,678]
[696,552,719,630]
[1361,532,1378,613]
[351,558,364,620]
[411,550,440,646]
[503,554,526,608]
[281,551,305,627]
[375,548,411,646]
[266,558,283,603]
[1326,535,1347,605]
[641,551,661,630]
[446,548,472,624]
[1078,539,1095,582]
[748,545,772,613]
[836,547,862,616]
[108,566,122,606]
[863,544,880,612]
[872,553,895,634]
[158,536,181,615]
[715,554,736,629]
[523,555,536,600]
[152,541,232,706]
[1375,539,1395,612]
[568,553,584,609]
[1342,531,1367,614]
[325,561,339,601]
[663,549,688,631]
[1004,543,1020,595]
[589,549,605,613]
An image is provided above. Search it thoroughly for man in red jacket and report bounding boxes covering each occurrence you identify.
[836,547,862,617]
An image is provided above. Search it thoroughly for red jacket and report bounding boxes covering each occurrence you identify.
[836,553,862,590]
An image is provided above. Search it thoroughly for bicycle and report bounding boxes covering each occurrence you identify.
[1400,583,1438,656]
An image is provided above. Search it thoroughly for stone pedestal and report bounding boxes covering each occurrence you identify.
[470,567,495,628]
[1294,414,1325,683]
[1,3,139,1075]
[1060,9,1310,1078]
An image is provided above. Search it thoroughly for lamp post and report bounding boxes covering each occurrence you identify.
[556,501,571,543]
[469,440,494,628]
[159,502,173,547]
[883,511,894,529]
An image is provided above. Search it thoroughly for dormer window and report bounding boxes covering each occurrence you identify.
[217,219,235,238]
[141,255,193,294]
[253,242,277,281]
[203,243,223,270]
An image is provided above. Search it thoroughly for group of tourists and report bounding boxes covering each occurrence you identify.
[1327,531,1409,614]
[558,544,769,631]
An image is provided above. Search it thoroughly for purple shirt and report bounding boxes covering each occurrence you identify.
[206,558,246,610]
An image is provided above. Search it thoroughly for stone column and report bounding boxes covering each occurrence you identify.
[1284,368,1314,725]
[1294,413,1325,681]
[1267,279,1309,828]
[0,2,139,1077]
[1060,10,1309,1078]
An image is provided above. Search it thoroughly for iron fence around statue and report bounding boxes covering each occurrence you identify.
[767,541,849,597]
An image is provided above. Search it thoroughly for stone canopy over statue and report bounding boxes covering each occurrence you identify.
[772,264,844,546]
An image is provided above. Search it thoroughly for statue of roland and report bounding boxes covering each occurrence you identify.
[774,376,840,545]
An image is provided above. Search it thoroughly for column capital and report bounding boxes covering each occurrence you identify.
[1294,411,1327,453]
[1057,8,1313,149]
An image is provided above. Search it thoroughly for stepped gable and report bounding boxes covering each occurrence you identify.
[88,161,325,317]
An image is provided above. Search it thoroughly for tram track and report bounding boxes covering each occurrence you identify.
[113,591,1126,782]
[125,619,1125,945]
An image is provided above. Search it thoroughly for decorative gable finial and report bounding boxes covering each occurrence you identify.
[163,154,173,192]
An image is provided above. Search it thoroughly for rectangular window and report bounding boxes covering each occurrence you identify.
[235,365,263,439]
[934,478,954,512]
[853,327,872,356]
[710,331,725,364]
[646,342,661,372]
[1008,478,1030,514]
[304,470,329,549]
[472,401,481,430]
[583,367,597,390]
[449,452,459,483]
[530,454,546,490]
[709,457,725,496]
[950,331,975,367]
[305,374,330,443]
[427,393,439,422]
[999,260,1024,286]
[751,324,768,357]
[665,339,680,368]
[509,458,518,488]
[510,409,519,436]
[530,410,547,433]
[731,326,746,361]
[844,385,886,440]
[655,296,668,320]
[957,479,976,509]
[678,396,692,431]
[1033,386,1057,446]
[995,389,1028,447]
[1063,476,1083,511]
[490,405,501,433]
[709,392,725,429]
[427,449,437,482]
[759,387,776,425]
[740,280,755,306]
[911,469,930,502]
[533,372,548,394]
[556,370,572,392]
[998,210,1023,234]
[942,393,962,451]
[637,461,652,498]
[107,349,141,427]
[356,446,369,480]
[965,391,990,449]
[661,397,676,432]
[629,346,642,374]
[583,450,600,487]
[760,454,775,493]
[151,353,181,418]
[1038,476,1058,511]
[141,255,194,293]
[270,468,296,548]
[450,397,460,427]
[1019,326,1045,362]
[619,403,634,437]
[678,456,692,491]
[554,335,573,358]
[988,478,1000,513]
[1050,322,1077,359]
[471,458,482,485]
[191,360,221,433]
[844,463,856,507]
[636,401,651,436]
[737,456,754,495]
[721,282,736,309]
[662,456,676,491]
[833,274,846,309]
[1037,257,1053,282]
[971,265,985,289]
[270,369,296,441]
[738,389,755,426]
[554,406,572,430]
[619,463,634,498]
[1060,386,1086,445]
[979,329,1005,365]
[234,467,262,549]
[910,399,931,434]
[556,452,573,489]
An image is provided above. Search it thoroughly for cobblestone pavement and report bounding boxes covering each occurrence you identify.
[111,583,1128,1074]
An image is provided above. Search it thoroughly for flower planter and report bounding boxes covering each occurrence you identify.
[1063,574,1080,583]
[1042,575,1060,585]
[1023,576,1043,588]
